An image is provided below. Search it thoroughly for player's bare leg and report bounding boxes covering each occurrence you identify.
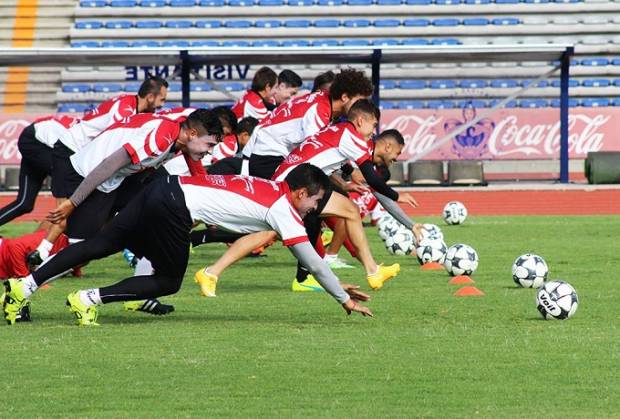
[27,198,69,268]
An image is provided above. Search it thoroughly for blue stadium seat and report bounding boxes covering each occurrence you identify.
[457,99,487,109]
[431,38,460,45]
[581,98,609,107]
[348,0,373,5]
[462,18,489,26]
[252,40,281,47]
[199,0,225,5]
[614,79,620,86]
[58,103,90,113]
[490,79,518,88]
[140,0,167,6]
[166,20,193,28]
[312,39,340,46]
[169,0,196,5]
[495,0,519,3]
[524,0,549,3]
[289,0,314,4]
[62,84,91,93]
[580,58,610,67]
[318,0,343,4]
[282,39,312,47]
[168,82,182,92]
[124,82,142,92]
[80,1,107,6]
[583,79,610,87]
[519,99,547,108]
[464,0,490,3]
[94,83,122,93]
[551,79,579,88]
[284,20,312,28]
[489,99,517,108]
[341,39,370,46]
[377,0,401,4]
[550,98,580,107]
[195,20,221,28]
[101,40,131,47]
[401,39,430,45]
[611,98,620,106]
[432,19,460,27]
[162,102,182,109]
[379,80,398,89]
[135,20,163,29]
[430,80,457,89]
[221,40,251,47]
[611,58,620,66]
[492,17,520,25]
[403,19,430,27]
[344,19,371,27]
[161,40,191,47]
[105,20,132,29]
[405,0,431,4]
[379,101,398,110]
[228,0,255,5]
[435,0,461,4]
[132,40,162,47]
[427,100,455,109]
[401,100,425,109]
[374,19,400,28]
[110,0,137,6]
[315,19,340,28]
[190,102,211,109]
[191,40,220,46]
[221,82,246,91]
[460,79,487,88]
[399,79,426,89]
[225,20,252,28]
[191,83,212,92]
[71,41,101,48]
[75,21,103,29]
[553,0,579,3]
[258,0,285,4]
[372,38,400,46]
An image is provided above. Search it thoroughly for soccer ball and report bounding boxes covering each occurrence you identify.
[536,280,578,320]
[376,214,394,229]
[378,217,400,241]
[415,237,448,265]
[385,228,416,256]
[443,201,468,225]
[512,254,548,288]
[444,243,479,276]
[421,223,444,241]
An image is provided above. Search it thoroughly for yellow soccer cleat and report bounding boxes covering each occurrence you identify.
[66,291,99,326]
[292,275,325,292]
[367,263,401,290]
[321,230,334,246]
[195,268,218,297]
[3,278,29,325]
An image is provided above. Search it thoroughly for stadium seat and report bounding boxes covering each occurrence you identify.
[583,79,611,87]
[80,0,107,6]
[448,160,484,185]
[199,0,226,5]
[427,100,456,109]
[582,98,610,107]
[225,20,252,28]
[169,0,196,5]
[285,20,312,28]
[341,39,371,46]
[379,80,398,89]
[400,100,425,109]
[94,83,122,92]
[62,84,91,93]
[195,20,221,28]
[374,19,400,28]
[401,39,430,45]
[105,20,133,29]
[166,20,193,28]
[258,0,285,5]
[161,40,191,47]
[614,79,620,86]
[580,58,610,66]
[229,0,254,4]
[430,80,457,89]
[408,161,444,185]
[379,101,397,109]
[431,38,460,45]
[495,0,519,3]
[344,19,371,27]
[348,0,373,5]
[313,39,340,46]
[318,0,344,5]
[372,38,400,46]
[550,98,580,107]
[221,40,251,47]
[252,40,281,47]
[611,98,620,106]
[405,0,432,4]
[315,19,340,28]
[435,0,462,4]
[524,0,549,3]
[191,40,220,46]
[551,79,579,88]
[432,19,460,27]
[613,59,620,67]
[457,99,487,108]
[132,40,161,47]
[140,0,167,6]
[167,82,182,92]
[220,82,246,91]
[403,19,430,27]
[462,18,489,26]
[58,103,90,113]
[110,0,137,6]
[489,99,517,108]
[124,82,142,92]
[289,0,315,5]
[399,80,426,89]
[102,40,131,47]
[460,80,487,88]
[490,79,518,88]
[71,41,101,48]
[191,83,212,92]
[255,20,281,28]
[492,18,520,25]
[282,39,312,47]
[519,99,547,108]
[135,20,163,29]
[464,0,491,4]
[377,0,402,4]
[75,21,103,29]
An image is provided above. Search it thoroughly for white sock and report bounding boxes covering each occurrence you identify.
[324,253,338,262]
[36,239,53,260]
[134,257,154,276]
[21,275,38,298]
[79,289,102,306]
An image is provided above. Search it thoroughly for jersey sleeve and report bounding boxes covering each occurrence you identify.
[265,198,308,246]
[338,130,372,166]
[244,101,269,121]
[123,120,179,164]
[211,134,238,163]
[301,102,330,139]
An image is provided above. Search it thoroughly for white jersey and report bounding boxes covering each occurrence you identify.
[243,90,332,158]
[32,115,80,148]
[179,174,308,246]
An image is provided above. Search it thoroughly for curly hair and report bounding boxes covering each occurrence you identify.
[329,68,374,101]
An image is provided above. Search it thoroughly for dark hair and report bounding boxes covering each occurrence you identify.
[278,69,303,88]
[212,105,238,133]
[285,163,331,197]
[138,76,168,98]
[376,129,404,145]
[312,70,335,92]
[347,98,380,122]
[185,109,224,141]
[251,66,278,92]
[235,116,259,136]
[329,68,373,101]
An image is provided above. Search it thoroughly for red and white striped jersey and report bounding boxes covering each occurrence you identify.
[179,175,308,246]
[231,90,269,121]
[70,113,204,193]
[272,121,372,181]
[211,134,239,163]
[60,94,139,152]
[32,115,80,148]
[242,90,332,158]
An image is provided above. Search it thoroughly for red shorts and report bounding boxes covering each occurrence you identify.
[0,230,69,279]
[349,190,379,219]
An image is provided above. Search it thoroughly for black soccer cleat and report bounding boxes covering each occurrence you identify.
[15,301,32,323]
[26,250,43,273]
[123,299,175,316]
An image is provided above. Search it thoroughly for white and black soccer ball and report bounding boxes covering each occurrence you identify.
[444,243,479,276]
[385,228,416,256]
[443,201,468,225]
[512,253,548,288]
[378,217,400,241]
[376,214,394,229]
[536,280,578,320]
[421,223,444,241]
[415,237,448,265]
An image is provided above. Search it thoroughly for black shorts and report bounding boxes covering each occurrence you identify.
[101,176,192,278]
[66,188,119,240]
[51,142,81,198]
[248,154,284,180]
[17,124,53,175]
[208,156,243,175]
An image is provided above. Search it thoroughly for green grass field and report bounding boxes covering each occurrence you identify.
[0,215,618,418]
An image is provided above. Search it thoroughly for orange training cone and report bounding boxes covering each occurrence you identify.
[448,275,475,285]
[453,286,485,297]
[421,262,444,271]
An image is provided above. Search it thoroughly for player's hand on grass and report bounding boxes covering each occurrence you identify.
[397,192,419,209]
[47,200,75,224]
[340,283,371,302]
[342,299,373,317]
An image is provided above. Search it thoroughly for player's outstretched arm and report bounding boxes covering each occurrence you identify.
[372,191,424,243]
[208,230,278,277]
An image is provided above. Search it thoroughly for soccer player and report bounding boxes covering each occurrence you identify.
[29,77,169,264]
[231,66,278,121]
[272,69,303,105]
[242,68,373,179]
[3,165,373,325]
[0,115,78,227]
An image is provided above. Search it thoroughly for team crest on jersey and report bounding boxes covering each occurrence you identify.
[206,174,227,187]
[284,154,303,164]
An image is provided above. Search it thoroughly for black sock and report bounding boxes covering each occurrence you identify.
[99,274,182,304]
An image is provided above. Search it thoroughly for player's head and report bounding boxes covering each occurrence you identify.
[273,69,303,104]
[373,129,405,167]
[251,66,278,100]
[212,106,238,135]
[329,69,373,116]
[178,109,224,161]
[285,163,331,217]
[137,76,169,112]
[235,116,259,148]
[312,70,335,92]
[347,99,380,140]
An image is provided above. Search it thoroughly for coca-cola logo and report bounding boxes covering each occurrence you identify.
[0,119,30,163]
